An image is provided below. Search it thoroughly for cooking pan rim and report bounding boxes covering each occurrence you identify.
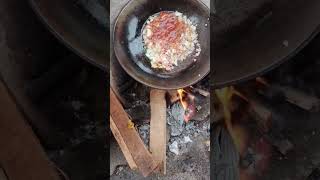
[28,0,107,72]
[112,0,210,90]
[212,24,320,89]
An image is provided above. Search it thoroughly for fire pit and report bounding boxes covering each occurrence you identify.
[110,0,210,178]
[110,67,210,178]
[213,33,320,180]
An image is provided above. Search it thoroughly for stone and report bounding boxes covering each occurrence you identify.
[169,141,180,155]
[184,136,193,143]
[168,103,185,137]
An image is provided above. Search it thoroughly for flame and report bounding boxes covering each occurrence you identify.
[215,85,272,180]
[215,87,234,132]
[177,89,196,123]
[177,89,188,109]
[215,87,249,153]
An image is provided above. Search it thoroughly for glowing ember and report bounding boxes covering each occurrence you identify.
[177,89,196,123]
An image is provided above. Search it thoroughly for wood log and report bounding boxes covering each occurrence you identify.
[0,78,60,180]
[190,86,210,97]
[274,84,320,112]
[110,88,157,177]
[257,81,320,112]
[150,89,167,174]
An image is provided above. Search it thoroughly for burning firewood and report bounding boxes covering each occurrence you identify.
[177,89,196,123]
[212,93,226,123]
[167,88,208,122]
[215,87,233,125]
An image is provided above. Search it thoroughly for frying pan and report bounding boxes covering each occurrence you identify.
[212,0,320,88]
[28,0,108,70]
[113,0,210,90]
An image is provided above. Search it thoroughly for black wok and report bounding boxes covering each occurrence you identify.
[28,0,108,70]
[113,0,210,90]
[212,0,320,88]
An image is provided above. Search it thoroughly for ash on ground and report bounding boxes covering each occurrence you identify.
[137,102,210,156]
[111,85,210,179]
[42,66,107,180]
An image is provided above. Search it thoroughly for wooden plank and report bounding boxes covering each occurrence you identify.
[110,88,157,177]
[110,116,138,170]
[0,79,60,180]
[150,89,167,174]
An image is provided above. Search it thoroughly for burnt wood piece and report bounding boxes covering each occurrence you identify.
[258,83,320,112]
[150,89,167,174]
[190,86,210,97]
[273,84,320,112]
[0,78,60,180]
[110,88,157,177]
